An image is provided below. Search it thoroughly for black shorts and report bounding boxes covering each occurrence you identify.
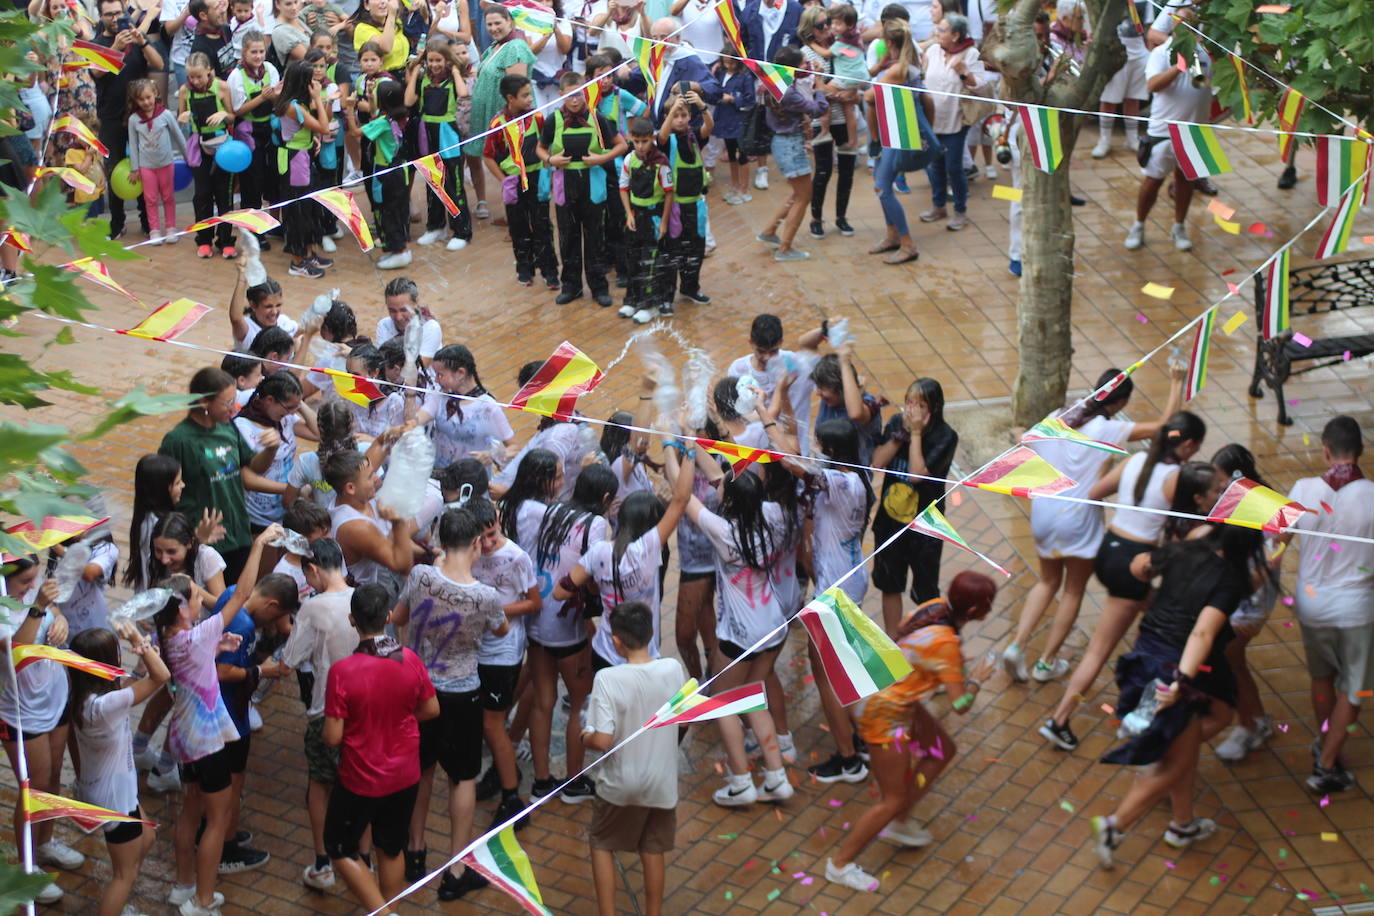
[870,512,942,603]
[419,690,483,782]
[324,781,419,860]
[224,735,251,774]
[678,569,714,584]
[105,810,143,845]
[478,663,522,712]
[529,638,588,661]
[0,706,68,744]
[723,138,750,165]
[179,743,234,794]
[719,637,783,662]
[591,648,614,673]
[1094,535,1154,601]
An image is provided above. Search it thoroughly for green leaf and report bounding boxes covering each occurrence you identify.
[11,490,89,527]
[61,210,143,263]
[0,860,57,911]
[53,327,75,345]
[82,387,198,441]
[0,423,66,472]
[0,182,67,246]
[15,263,91,322]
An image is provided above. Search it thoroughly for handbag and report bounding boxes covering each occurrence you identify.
[739,104,772,158]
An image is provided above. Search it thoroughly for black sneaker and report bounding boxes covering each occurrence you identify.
[1039,718,1079,751]
[808,753,868,784]
[593,291,614,307]
[658,302,675,317]
[108,225,127,241]
[545,276,560,290]
[679,290,710,305]
[808,219,825,239]
[1307,763,1357,794]
[560,776,595,804]
[404,848,427,883]
[437,867,489,902]
[475,766,502,802]
[492,794,529,831]
[219,844,270,874]
[306,255,334,270]
[1070,195,1087,207]
[835,217,855,236]
[530,777,559,801]
[555,290,581,305]
[1193,177,1219,196]
[516,272,534,287]
[1278,164,1298,189]
[852,732,870,763]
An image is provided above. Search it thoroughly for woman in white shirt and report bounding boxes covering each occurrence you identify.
[917,12,987,231]
[528,0,573,107]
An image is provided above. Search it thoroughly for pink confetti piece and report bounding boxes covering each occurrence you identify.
[1278,723,1289,732]
[1288,398,1300,406]
[1136,313,1149,323]
[1331,544,1342,552]
[828,799,843,807]
[1283,596,1295,606]
[841,822,850,829]
[966,814,977,821]
[1320,795,1330,807]
[1226,282,1241,295]
[1344,350,1352,361]
[1322,719,1330,733]
[801,877,813,886]
[1293,332,1312,347]
[1165,861,1176,869]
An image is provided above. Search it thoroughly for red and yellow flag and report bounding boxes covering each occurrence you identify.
[23,787,153,831]
[716,0,746,54]
[1206,477,1310,533]
[68,38,124,75]
[1227,55,1251,125]
[34,167,97,196]
[413,155,460,217]
[4,514,108,555]
[694,437,779,477]
[583,80,605,146]
[310,189,373,251]
[961,446,1076,499]
[510,342,605,421]
[13,644,125,680]
[1276,87,1305,163]
[315,367,385,407]
[119,298,213,341]
[188,208,280,234]
[52,115,108,157]
[501,116,529,190]
[60,258,140,303]
[0,229,32,252]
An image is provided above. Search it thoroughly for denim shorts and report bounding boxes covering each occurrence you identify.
[771,132,811,179]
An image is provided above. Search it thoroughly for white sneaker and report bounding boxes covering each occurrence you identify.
[825,859,879,892]
[162,230,178,245]
[134,745,159,771]
[1031,658,1070,683]
[302,862,336,889]
[377,250,413,270]
[248,704,263,732]
[445,237,468,252]
[631,308,654,324]
[342,169,364,185]
[1163,817,1218,848]
[147,765,182,793]
[617,304,635,318]
[120,906,150,916]
[1091,134,1112,158]
[756,768,794,802]
[879,817,933,847]
[319,235,337,253]
[149,228,164,244]
[1171,222,1193,251]
[1125,222,1145,250]
[34,881,62,904]
[1002,643,1028,683]
[416,229,446,246]
[984,165,998,179]
[712,773,757,807]
[37,839,85,870]
[168,886,223,908]
[753,166,769,190]
[1215,726,1252,762]
[179,897,222,916]
[777,732,797,766]
[515,738,532,762]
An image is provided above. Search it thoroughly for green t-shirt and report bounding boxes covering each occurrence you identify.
[159,417,255,553]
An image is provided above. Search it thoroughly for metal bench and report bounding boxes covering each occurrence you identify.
[1249,257,1374,425]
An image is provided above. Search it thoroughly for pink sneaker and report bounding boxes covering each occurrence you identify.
[196,244,212,258]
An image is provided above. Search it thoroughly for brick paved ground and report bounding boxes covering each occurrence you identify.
[3,125,1374,915]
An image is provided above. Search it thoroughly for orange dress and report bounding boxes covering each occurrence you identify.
[856,602,966,746]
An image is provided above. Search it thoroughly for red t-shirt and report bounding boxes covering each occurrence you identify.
[324,647,435,797]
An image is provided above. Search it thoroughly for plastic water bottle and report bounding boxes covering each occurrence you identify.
[301,290,337,333]
[487,437,508,469]
[403,311,424,366]
[575,422,603,465]
[109,588,175,624]
[240,231,268,287]
[1117,679,1169,738]
[376,428,437,521]
[683,350,715,431]
[270,529,311,556]
[828,317,852,349]
[734,376,759,416]
[310,337,347,372]
[52,542,91,603]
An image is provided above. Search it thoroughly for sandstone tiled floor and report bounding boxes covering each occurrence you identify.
[2,123,1372,914]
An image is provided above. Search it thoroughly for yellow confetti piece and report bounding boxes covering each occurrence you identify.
[917,773,926,788]
[1322,832,1339,842]
[1223,312,1248,334]
[1141,282,1175,299]
[1213,212,1241,234]
[1303,433,1311,446]
[992,185,1023,202]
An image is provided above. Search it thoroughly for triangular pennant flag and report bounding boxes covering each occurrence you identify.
[1228,53,1251,124]
[119,298,213,341]
[646,679,767,728]
[497,114,530,190]
[59,258,141,303]
[461,827,552,915]
[1276,87,1305,163]
[909,504,1010,577]
[187,208,280,234]
[23,788,154,832]
[1091,360,1144,402]
[743,59,794,102]
[68,38,124,74]
[1184,308,1215,401]
[51,115,108,157]
[1126,0,1144,34]
[510,342,605,421]
[1315,135,1364,207]
[310,189,373,251]
[1020,416,1128,455]
[1206,477,1310,533]
[34,167,97,196]
[799,587,912,706]
[582,79,605,146]
[315,367,386,406]
[715,0,746,54]
[4,514,108,555]
[1262,248,1290,340]
[872,83,922,150]
[0,229,33,252]
[693,437,779,478]
[633,36,666,105]
[1167,123,1231,180]
[413,155,460,217]
[1018,105,1064,173]
[13,643,125,680]
[501,0,555,33]
[961,446,1077,499]
[1314,179,1362,260]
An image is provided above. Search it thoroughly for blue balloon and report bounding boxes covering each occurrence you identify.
[173,160,193,191]
[214,139,252,174]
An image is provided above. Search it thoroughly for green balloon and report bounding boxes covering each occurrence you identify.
[110,158,142,201]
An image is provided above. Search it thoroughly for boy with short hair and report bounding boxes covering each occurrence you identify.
[323,449,417,602]
[537,70,626,307]
[484,73,559,289]
[188,0,235,77]
[586,53,646,288]
[617,116,673,325]
[583,601,685,916]
[656,88,713,311]
[220,352,264,412]
[727,313,818,451]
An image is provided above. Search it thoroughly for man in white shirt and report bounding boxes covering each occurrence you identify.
[1285,415,1374,795]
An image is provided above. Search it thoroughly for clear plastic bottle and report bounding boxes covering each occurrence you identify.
[376,428,437,520]
[240,231,268,287]
[1117,679,1169,738]
[109,588,175,623]
[301,290,338,334]
[52,542,91,603]
[270,529,311,556]
[828,317,852,349]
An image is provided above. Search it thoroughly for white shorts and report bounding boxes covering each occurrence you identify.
[1141,135,1179,180]
[1101,51,1149,104]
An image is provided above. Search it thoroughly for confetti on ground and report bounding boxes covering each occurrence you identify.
[1223,312,1248,334]
[1206,199,1236,219]
[1320,796,1330,807]
[1136,312,1150,322]
[767,889,781,902]
[725,891,734,901]
[1226,282,1241,295]
[1293,331,1312,347]
[1278,723,1289,731]
[718,833,739,840]
[1345,350,1353,360]
[1279,848,1288,858]
[1165,861,1176,869]
[801,877,813,886]
[1303,433,1311,445]
[1210,876,1221,886]
[950,490,963,507]
[1059,801,1075,814]
[1221,268,1236,275]
[1283,596,1295,606]
[1248,222,1267,235]
[992,185,1023,202]
[1322,833,1339,842]
[828,799,843,807]
[1142,283,1174,299]
[1213,213,1241,233]
[1101,704,1115,714]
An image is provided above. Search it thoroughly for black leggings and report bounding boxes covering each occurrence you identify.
[811,122,856,222]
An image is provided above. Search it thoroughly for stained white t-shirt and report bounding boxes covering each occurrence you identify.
[1289,477,1374,628]
[812,470,870,606]
[350,392,406,440]
[1112,451,1178,543]
[727,352,816,454]
[496,422,596,502]
[375,315,442,359]
[522,500,610,648]
[586,528,664,665]
[0,613,69,732]
[59,539,120,638]
[1029,413,1134,559]
[281,588,358,717]
[586,657,685,808]
[237,313,300,352]
[423,390,515,469]
[474,539,538,666]
[696,503,787,650]
[75,687,139,824]
[234,414,299,526]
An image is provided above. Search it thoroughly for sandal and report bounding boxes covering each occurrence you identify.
[883,249,920,265]
[868,242,900,255]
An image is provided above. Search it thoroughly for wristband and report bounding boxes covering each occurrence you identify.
[821,319,829,339]
[763,421,777,428]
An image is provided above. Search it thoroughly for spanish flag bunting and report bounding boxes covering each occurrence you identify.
[52,115,108,157]
[60,258,140,303]
[499,115,529,190]
[716,0,746,54]
[582,80,605,146]
[315,367,385,407]
[961,446,1076,499]
[1020,415,1127,455]
[799,587,913,706]
[0,229,32,252]
[4,514,108,555]
[1126,0,1144,34]
[34,167,97,196]
[909,504,1010,577]
[1276,87,1305,163]
[310,189,373,251]
[1183,307,1215,402]
[1228,53,1251,124]
[68,38,124,74]
[188,208,280,234]
[413,155,460,217]
[13,644,125,680]
[1261,248,1290,340]
[119,298,213,341]
[634,36,666,104]
[461,827,552,915]
[646,678,767,728]
[23,787,153,831]
[1314,179,1362,261]
[510,342,605,421]
[694,437,778,477]
[1206,477,1310,533]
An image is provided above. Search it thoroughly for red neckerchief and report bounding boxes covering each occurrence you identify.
[137,102,167,129]
[1323,461,1365,492]
[945,36,975,55]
